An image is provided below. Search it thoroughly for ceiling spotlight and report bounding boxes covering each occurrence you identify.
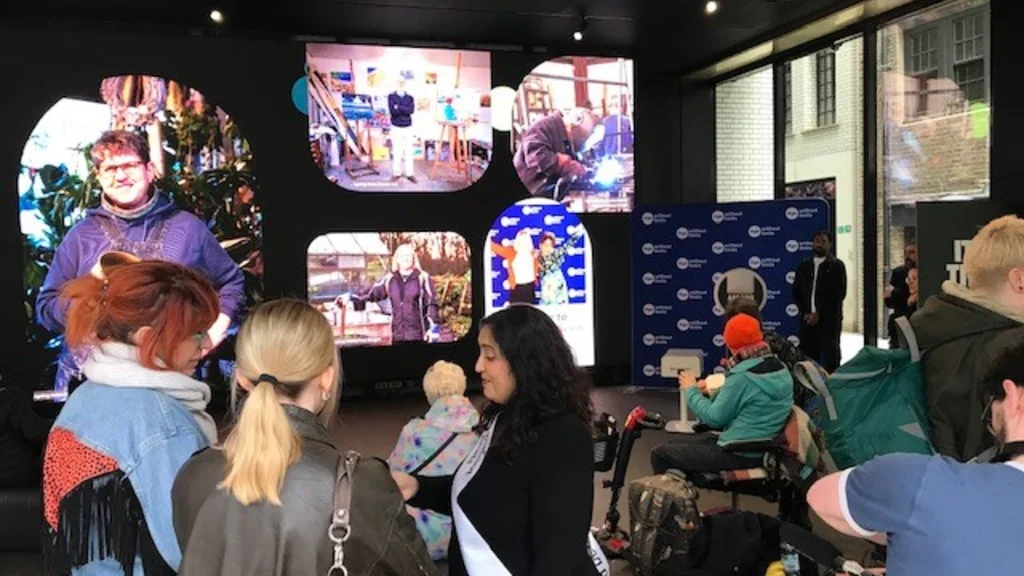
[573,13,587,41]
[705,1,719,15]
[210,8,224,24]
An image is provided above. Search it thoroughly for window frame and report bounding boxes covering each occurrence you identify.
[816,49,837,127]
[901,7,990,118]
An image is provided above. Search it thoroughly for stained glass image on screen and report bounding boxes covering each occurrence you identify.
[19,75,263,402]
[512,57,634,213]
[484,198,595,366]
[306,43,492,193]
[307,232,471,347]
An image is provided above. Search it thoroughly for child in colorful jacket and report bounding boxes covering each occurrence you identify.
[387,360,480,560]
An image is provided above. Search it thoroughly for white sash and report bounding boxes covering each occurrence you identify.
[452,417,512,576]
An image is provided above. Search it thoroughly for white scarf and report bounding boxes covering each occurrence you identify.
[81,342,218,443]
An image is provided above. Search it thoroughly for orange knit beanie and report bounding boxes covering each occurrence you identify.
[723,313,764,352]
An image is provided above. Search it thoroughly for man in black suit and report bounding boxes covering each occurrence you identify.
[792,230,847,372]
[885,241,918,348]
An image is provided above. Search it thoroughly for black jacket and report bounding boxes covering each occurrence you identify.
[885,263,915,338]
[409,411,599,576]
[171,404,439,576]
[911,281,1024,461]
[792,255,847,323]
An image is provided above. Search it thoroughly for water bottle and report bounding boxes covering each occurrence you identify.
[780,542,800,576]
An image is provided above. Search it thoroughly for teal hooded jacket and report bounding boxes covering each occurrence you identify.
[685,356,793,447]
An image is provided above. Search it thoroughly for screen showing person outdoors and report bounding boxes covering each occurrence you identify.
[18,75,263,402]
[305,43,493,193]
[306,232,472,348]
[484,198,595,366]
[512,56,634,214]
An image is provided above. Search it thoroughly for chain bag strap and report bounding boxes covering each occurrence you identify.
[328,450,361,576]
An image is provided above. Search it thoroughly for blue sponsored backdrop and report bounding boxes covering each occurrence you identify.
[631,199,830,387]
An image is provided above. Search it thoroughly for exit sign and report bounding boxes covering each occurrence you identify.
[837,225,853,234]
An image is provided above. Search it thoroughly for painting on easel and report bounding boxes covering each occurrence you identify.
[306,43,493,193]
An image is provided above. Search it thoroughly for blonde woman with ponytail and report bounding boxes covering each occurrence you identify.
[171,299,440,576]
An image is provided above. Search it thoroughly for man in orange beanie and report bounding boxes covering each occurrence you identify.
[650,313,794,477]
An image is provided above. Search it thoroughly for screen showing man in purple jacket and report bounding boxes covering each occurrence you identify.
[512,109,594,199]
[35,130,245,396]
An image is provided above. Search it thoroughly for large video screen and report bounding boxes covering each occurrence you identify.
[19,75,263,402]
[306,232,472,347]
[512,57,634,214]
[484,198,595,366]
[305,43,492,193]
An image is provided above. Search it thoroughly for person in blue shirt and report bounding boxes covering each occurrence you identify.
[807,329,1024,576]
[388,73,417,184]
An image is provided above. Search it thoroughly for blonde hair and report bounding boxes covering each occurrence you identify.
[964,215,1024,289]
[218,299,341,505]
[391,243,422,273]
[423,360,467,405]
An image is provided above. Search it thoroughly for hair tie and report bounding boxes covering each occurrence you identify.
[256,373,280,386]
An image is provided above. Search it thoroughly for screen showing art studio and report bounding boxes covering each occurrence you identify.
[306,232,472,348]
[512,56,635,213]
[305,43,492,193]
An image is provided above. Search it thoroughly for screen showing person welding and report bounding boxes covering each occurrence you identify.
[305,43,493,193]
[19,76,264,403]
[511,56,634,214]
[306,232,472,348]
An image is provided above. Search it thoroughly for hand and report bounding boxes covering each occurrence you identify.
[804,313,819,327]
[884,285,894,299]
[908,293,919,306]
[678,371,698,390]
[205,313,232,356]
[391,471,419,501]
[555,153,586,179]
[697,380,709,396]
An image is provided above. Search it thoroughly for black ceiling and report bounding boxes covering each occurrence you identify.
[4,0,863,74]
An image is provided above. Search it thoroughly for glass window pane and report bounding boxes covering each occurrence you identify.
[783,38,864,345]
[879,0,990,344]
[715,66,774,202]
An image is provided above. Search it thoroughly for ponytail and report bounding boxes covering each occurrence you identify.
[218,379,301,506]
[61,275,107,349]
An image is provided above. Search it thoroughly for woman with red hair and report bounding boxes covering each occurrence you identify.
[41,259,220,576]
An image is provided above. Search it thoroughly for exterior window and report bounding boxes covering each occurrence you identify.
[816,50,836,127]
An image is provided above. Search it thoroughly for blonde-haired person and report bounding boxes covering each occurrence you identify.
[387,360,480,560]
[171,299,439,576]
[337,243,441,343]
[912,214,1024,462]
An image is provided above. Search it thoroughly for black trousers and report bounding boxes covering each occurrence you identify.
[509,282,536,305]
[649,432,762,476]
[799,319,842,372]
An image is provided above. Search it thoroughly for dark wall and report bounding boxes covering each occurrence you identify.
[989,0,1023,205]
[0,28,637,392]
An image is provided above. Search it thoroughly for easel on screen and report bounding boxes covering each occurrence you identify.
[430,52,472,183]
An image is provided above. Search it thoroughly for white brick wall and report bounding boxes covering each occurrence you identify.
[715,67,774,202]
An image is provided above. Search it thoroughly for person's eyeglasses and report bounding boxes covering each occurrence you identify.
[982,396,996,437]
[98,161,145,180]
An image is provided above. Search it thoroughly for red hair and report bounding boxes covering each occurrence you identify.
[61,260,220,370]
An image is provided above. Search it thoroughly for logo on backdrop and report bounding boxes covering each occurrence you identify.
[788,335,801,346]
[641,212,672,226]
[713,334,726,347]
[786,271,796,284]
[713,267,769,311]
[711,210,743,225]
[786,240,800,253]
[643,364,657,377]
[786,207,799,221]
[786,304,800,317]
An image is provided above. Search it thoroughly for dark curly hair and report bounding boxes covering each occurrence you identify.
[477,304,593,463]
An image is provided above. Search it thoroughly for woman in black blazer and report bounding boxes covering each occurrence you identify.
[392,305,603,576]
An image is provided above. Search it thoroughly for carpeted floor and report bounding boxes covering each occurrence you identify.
[0,385,869,576]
